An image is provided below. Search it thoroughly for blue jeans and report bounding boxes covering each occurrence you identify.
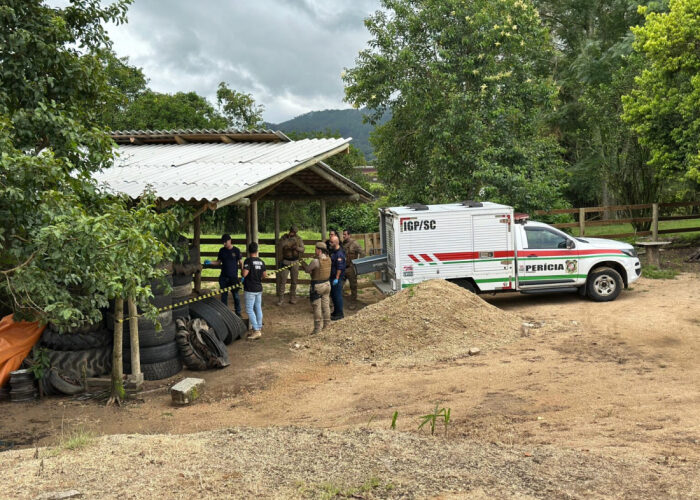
[219,275,241,314]
[245,291,263,331]
[330,279,344,317]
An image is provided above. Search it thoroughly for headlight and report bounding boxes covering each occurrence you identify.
[621,248,637,258]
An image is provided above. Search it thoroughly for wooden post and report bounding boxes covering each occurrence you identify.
[320,200,327,240]
[127,298,143,387]
[193,214,202,293]
[579,208,586,237]
[274,201,280,241]
[110,298,124,404]
[652,203,659,241]
[251,199,259,244]
[245,205,252,249]
[363,233,370,256]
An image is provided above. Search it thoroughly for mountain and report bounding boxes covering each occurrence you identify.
[268,108,388,161]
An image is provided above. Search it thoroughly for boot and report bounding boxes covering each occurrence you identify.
[276,295,283,306]
[323,320,331,330]
[312,320,322,335]
[289,295,298,305]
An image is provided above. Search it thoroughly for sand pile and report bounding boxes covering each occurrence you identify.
[302,279,523,366]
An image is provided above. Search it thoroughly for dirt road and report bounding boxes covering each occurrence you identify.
[1,273,698,498]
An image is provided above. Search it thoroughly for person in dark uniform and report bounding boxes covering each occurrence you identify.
[204,234,242,316]
[329,234,346,320]
[242,242,267,340]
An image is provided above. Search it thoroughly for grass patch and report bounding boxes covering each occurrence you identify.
[642,265,678,280]
[60,428,95,451]
[299,476,388,499]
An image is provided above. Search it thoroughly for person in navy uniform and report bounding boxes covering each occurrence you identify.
[329,234,346,320]
[205,234,242,316]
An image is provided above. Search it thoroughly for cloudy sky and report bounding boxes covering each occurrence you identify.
[104,0,381,123]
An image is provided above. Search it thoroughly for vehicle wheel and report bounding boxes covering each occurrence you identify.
[122,322,177,348]
[586,267,623,302]
[124,357,182,381]
[172,273,194,286]
[448,278,478,293]
[46,346,112,378]
[189,301,230,344]
[48,369,84,396]
[40,327,112,351]
[200,327,230,366]
[123,340,178,364]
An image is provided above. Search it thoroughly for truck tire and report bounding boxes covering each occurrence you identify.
[124,357,182,381]
[40,327,111,351]
[189,301,229,344]
[172,305,189,320]
[448,278,478,294]
[586,267,623,302]
[106,310,172,332]
[122,322,177,348]
[123,340,179,364]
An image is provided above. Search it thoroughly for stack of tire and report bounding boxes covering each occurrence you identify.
[9,369,36,402]
[40,320,112,379]
[0,383,10,402]
[107,275,182,381]
[189,297,247,345]
[171,236,200,320]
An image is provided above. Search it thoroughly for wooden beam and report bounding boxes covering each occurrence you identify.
[128,136,143,145]
[220,135,233,143]
[286,176,317,195]
[251,199,259,244]
[215,142,350,207]
[193,214,202,293]
[266,194,361,201]
[174,135,188,145]
[251,181,284,202]
[309,165,356,195]
[321,200,327,240]
[245,205,252,249]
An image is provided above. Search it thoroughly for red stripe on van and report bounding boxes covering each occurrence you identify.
[420,254,433,262]
[408,254,421,263]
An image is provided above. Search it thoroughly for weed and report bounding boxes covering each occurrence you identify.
[313,476,384,499]
[390,411,398,430]
[408,287,415,298]
[419,403,452,436]
[60,429,95,451]
[642,265,677,279]
[162,412,174,417]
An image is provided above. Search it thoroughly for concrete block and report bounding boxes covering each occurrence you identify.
[171,377,205,405]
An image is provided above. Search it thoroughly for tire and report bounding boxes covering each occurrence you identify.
[150,275,173,296]
[171,283,192,300]
[123,340,178,364]
[125,357,182,381]
[586,267,623,302]
[172,273,194,286]
[200,327,230,365]
[172,305,189,320]
[46,346,112,378]
[48,369,84,396]
[448,278,478,293]
[106,310,173,332]
[122,322,177,348]
[189,301,230,344]
[142,294,172,311]
[47,320,104,336]
[206,299,246,342]
[175,329,207,370]
[40,327,111,351]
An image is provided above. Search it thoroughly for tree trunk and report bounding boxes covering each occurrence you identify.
[107,297,124,406]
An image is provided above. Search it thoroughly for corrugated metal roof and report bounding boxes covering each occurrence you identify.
[94,137,372,206]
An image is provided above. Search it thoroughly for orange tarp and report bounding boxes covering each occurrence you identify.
[0,315,45,389]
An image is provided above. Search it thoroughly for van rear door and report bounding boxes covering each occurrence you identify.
[472,213,514,290]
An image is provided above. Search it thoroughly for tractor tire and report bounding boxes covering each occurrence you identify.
[46,346,112,378]
[40,327,111,351]
[123,340,179,365]
[46,319,104,336]
[175,328,208,371]
[125,357,182,381]
[586,267,623,302]
[122,322,177,348]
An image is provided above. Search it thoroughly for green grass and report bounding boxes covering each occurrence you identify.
[568,218,700,243]
[642,265,678,280]
[297,476,388,499]
[60,429,95,451]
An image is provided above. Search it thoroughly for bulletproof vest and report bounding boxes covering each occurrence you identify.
[282,236,300,259]
[311,256,331,281]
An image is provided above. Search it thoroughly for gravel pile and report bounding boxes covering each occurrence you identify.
[300,279,523,366]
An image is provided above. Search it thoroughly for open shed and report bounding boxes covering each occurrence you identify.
[94,128,373,290]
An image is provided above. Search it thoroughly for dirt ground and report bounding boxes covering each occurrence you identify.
[1,251,699,498]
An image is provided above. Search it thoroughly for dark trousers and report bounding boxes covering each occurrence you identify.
[330,278,344,318]
[219,275,241,314]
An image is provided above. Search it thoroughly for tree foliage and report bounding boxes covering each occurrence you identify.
[343,0,567,213]
[623,0,700,186]
[216,82,264,129]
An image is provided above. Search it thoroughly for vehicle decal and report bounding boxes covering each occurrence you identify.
[565,260,577,273]
[516,249,625,257]
[408,254,421,263]
[434,250,515,261]
[420,253,433,262]
[517,254,632,260]
[475,274,587,283]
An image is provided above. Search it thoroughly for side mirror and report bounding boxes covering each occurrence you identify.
[566,239,575,249]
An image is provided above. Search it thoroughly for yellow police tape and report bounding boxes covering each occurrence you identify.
[115,259,307,323]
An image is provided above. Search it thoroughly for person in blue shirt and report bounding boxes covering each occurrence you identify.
[204,234,242,316]
[329,234,346,320]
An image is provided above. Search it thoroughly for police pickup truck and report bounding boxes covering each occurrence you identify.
[353,201,641,302]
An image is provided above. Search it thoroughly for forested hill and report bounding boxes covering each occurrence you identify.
[269,108,388,161]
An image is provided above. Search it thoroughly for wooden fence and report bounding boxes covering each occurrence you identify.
[195,232,382,284]
[534,201,700,240]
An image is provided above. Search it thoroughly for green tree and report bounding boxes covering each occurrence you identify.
[343,0,567,213]
[216,82,264,129]
[623,0,700,186]
[98,51,148,129]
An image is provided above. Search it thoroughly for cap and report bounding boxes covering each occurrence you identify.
[315,241,327,250]
[289,225,298,233]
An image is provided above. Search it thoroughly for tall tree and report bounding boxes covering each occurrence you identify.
[216,82,264,129]
[343,0,567,213]
[623,0,700,187]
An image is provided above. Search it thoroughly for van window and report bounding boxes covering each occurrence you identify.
[524,227,570,249]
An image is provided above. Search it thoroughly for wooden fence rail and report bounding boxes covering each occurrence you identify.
[535,201,700,240]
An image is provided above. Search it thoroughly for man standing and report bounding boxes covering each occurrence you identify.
[301,242,332,334]
[329,234,346,320]
[241,242,267,340]
[342,229,365,309]
[275,225,305,305]
[205,234,242,316]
